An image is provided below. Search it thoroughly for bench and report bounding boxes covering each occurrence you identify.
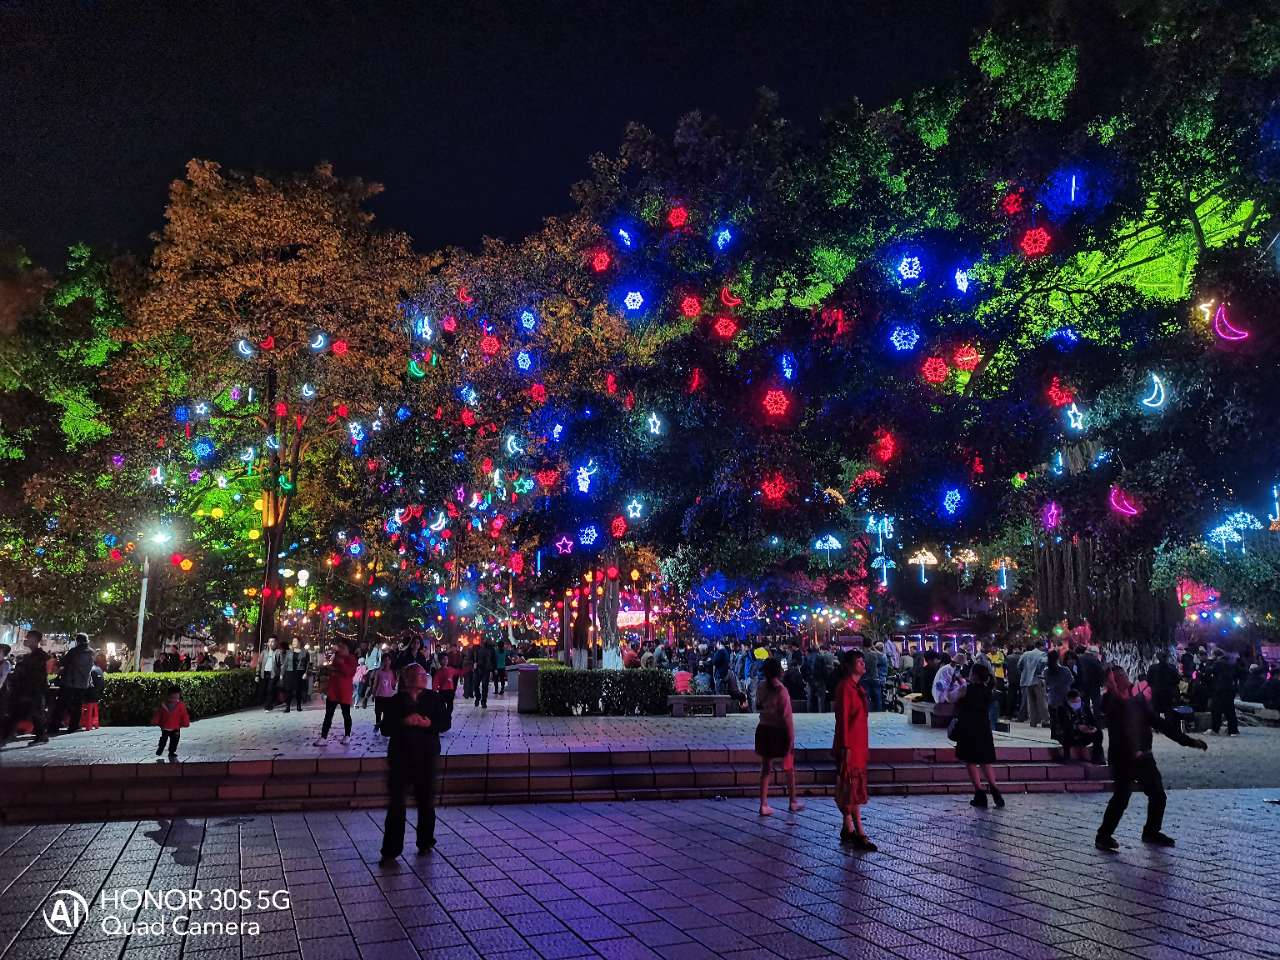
[668,695,731,718]
[905,698,954,728]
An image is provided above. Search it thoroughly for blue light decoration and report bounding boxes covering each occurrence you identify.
[779,352,796,382]
[1050,450,1065,476]
[626,498,644,519]
[348,540,364,557]
[813,533,843,566]
[714,226,733,251]
[1140,373,1167,410]
[1048,327,1080,351]
[174,405,190,424]
[616,227,633,248]
[646,412,662,435]
[519,309,537,332]
[690,572,767,639]
[889,325,920,352]
[1040,167,1092,221]
[192,437,216,461]
[1209,523,1242,554]
[515,350,533,371]
[505,434,524,457]
[576,459,598,493]
[103,533,118,547]
[866,514,896,552]
[234,338,256,359]
[551,423,564,442]
[871,555,895,588]
[954,268,971,293]
[459,384,478,406]
[1064,402,1086,432]
[623,290,645,312]
[897,255,923,281]
[942,487,963,515]
[579,525,599,547]
[309,331,329,352]
[395,404,411,422]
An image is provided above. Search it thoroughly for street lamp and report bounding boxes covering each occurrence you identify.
[134,529,172,671]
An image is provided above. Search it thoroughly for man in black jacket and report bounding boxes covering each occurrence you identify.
[1146,650,1182,719]
[381,664,450,862]
[1207,650,1240,736]
[1096,665,1207,852]
[1073,645,1105,717]
[1,631,50,744]
[53,633,95,733]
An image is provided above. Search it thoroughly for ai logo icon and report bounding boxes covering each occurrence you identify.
[43,890,88,935]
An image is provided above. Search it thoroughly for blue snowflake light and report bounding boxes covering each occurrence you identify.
[889,325,920,352]
[897,255,922,281]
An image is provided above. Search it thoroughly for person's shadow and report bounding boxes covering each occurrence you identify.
[142,819,202,866]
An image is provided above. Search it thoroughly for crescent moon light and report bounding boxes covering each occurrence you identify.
[310,332,329,351]
[301,383,317,399]
[1212,303,1249,341]
[1109,485,1140,517]
[235,339,255,357]
[720,285,743,308]
[1141,373,1167,409]
[407,359,426,379]
[457,285,474,305]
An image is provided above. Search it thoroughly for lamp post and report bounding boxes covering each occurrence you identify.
[134,530,171,672]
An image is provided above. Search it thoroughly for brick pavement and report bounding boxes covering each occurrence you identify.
[2,789,1278,960]
[3,697,1276,790]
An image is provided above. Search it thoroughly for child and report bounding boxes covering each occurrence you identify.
[353,657,369,708]
[372,658,398,734]
[432,660,459,716]
[152,684,190,759]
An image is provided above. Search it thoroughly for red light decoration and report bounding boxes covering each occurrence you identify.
[720,285,743,307]
[871,428,897,464]
[273,402,288,418]
[922,357,950,384]
[109,548,123,562]
[713,315,738,339]
[605,372,618,395]
[762,389,790,417]
[481,457,494,473]
[688,367,705,392]
[680,295,702,318]
[509,552,524,575]
[1046,376,1074,407]
[851,468,885,490]
[330,339,349,356]
[170,553,184,567]
[1020,226,1051,257]
[761,472,789,504]
[818,306,848,337]
[667,205,688,228]
[953,344,981,371]
[535,469,558,489]
[606,565,619,580]
[259,335,275,350]
[623,391,635,411]
[971,454,985,475]
[479,334,500,356]
[457,285,474,305]
[1001,191,1024,215]
[590,250,611,272]
[460,409,477,428]
[336,403,349,418]
[529,383,547,405]
[611,516,627,539]
[442,314,458,333]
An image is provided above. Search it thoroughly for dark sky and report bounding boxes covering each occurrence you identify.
[1,0,990,266]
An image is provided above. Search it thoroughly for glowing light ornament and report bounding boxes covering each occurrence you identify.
[813,534,843,566]
[554,536,574,555]
[942,487,963,515]
[330,339,349,356]
[529,383,547,405]
[714,227,733,250]
[1001,191,1024,215]
[300,383,317,399]
[192,437,216,461]
[871,555,896,588]
[626,498,644,519]
[922,357,949,384]
[908,549,938,584]
[616,227,633,248]
[309,332,329,351]
[953,344,981,371]
[1041,500,1063,530]
[235,338,256,359]
[1109,485,1140,517]
[1064,402,1086,432]
[412,311,433,340]
[866,514,895,552]
[480,334,501,357]
[954,268,971,293]
[1046,376,1074,407]
[953,548,979,578]
[991,556,1016,591]
[1211,303,1249,341]
[779,352,796,381]
[646,412,662,435]
[576,459,598,493]
[1209,523,1242,554]
[579,525,599,547]
[680,295,702,318]
[149,466,165,485]
[720,285,743,307]
[762,389,790,417]
[897,255,922,281]
[761,472,789,505]
[515,350,532,371]
[505,434,525,457]
[1020,227,1051,257]
[590,250,611,272]
[442,314,458,333]
[623,291,645,311]
[667,205,688,228]
[713,315,738,339]
[429,511,448,532]
[889,325,920,351]
[1223,511,1263,553]
[1141,373,1168,410]
[518,309,537,332]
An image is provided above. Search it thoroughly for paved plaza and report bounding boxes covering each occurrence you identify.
[3,697,1277,791]
[2,789,1278,960]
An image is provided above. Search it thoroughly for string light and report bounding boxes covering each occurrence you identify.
[713,315,738,338]
[954,269,971,293]
[897,256,922,280]
[942,487,962,514]
[515,350,532,371]
[646,412,662,435]
[890,326,919,351]
[922,357,949,384]
[626,498,644,519]
[680,295,702,318]
[590,250,611,272]
[1141,373,1168,409]
[1064,402,1085,431]
[953,345,981,371]
[578,525,599,546]
[1046,376,1074,407]
[762,389,790,417]
[519,309,537,331]
[1020,227,1051,257]
[667,205,688,228]
[714,227,732,250]
[1212,303,1249,341]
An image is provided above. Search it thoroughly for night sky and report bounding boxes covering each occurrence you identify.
[1,0,989,266]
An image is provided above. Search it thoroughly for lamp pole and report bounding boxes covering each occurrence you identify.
[134,553,150,672]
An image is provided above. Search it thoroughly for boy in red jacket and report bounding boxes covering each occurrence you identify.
[152,684,190,759]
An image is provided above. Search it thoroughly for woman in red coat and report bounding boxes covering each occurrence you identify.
[833,649,876,850]
[315,641,357,745]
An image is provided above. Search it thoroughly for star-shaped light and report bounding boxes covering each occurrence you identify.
[1065,402,1085,431]
[555,536,574,555]
[626,498,644,519]
[646,412,662,435]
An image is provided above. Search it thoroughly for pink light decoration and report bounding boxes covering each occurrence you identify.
[1041,501,1062,530]
[762,389,790,417]
[1109,485,1140,517]
[1020,227,1051,257]
[1212,303,1249,341]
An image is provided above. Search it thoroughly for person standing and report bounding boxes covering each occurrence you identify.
[461,640,477,700]
[314,641,357,746]
[433,659,459,716]
[833,650,875,850]
[1146,650,1181,718]
[257,638,282,710]
[0,631,50,744]
[944,664,1004,808]
[712,640,731,695]
[380,664,450,862]
[362,642,382,708]
[754,657,803,816]
[1095,665,1207,851]
[1044,650,1074,715]
[494,640,508,695]
[1208,649,1240,736]
[473,639,495,708]
[1019,642,1049,727]
[1074,644,1105,717]
[1004,645,1022,718]
[280,639,311,713]
[152,684,190,759]
[54,633,95,734]
[372,658,399,734]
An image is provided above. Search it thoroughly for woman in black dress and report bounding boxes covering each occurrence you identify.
[945,664,1005,808]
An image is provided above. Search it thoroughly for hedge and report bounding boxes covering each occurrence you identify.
[525,658,567,670]
[99,669,258,725]
[538,668,673,716]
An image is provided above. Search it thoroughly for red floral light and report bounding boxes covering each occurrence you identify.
[713,315,738,339]
[922,357,950,384]
[529,383,547,405]
[109,548,123,562]
[605,372,618,395]
[481,457,493,473]
[479,334,500,356]
[1001,191,1024,215]
[953,344,981,371]
[606,565,619,580]
[536,468,559,489]
[667,205,688,228]
[1020,226,1051,257]
[509,552,524,574]
[611,516,628,538]
[273,402,288,417]
[590,250,611,272]
[442,314,457,333]
[170,552,184,567]
[460,409,477,428]
[1046,376,1074,407]
[330,339,349,356]
[762,389,790,417]
[761,472,789,504]
[871,428,897,464]
[336,403,349,418]
[680,295,702,318]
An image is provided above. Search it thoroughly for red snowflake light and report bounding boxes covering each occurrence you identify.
[460,409,477,428]
[971,454,985,475]
[953,344,981,371]
[1020,226,1051,257]
[667,205,688,228]
[336,403,349,418]
[713,315,738,339]
[872,428,897,464]
[479,334,500,356]
[509,552,524,575]
[762,389,791,417]
[922,357,950,384]
[1001,191,1024,215]
[1046,376,1074,407]
[441,314,458,333]
[590,250,611,272]
[330,339,349,356]
[611,515,628,539]
[529,383,547,405]
[818,306,848,337]
[761,472,789,504]
[680,295,702,318]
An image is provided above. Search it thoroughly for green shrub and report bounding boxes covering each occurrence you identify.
[526,657,567,670]
[539,668,673,716]
[99,670,258,725]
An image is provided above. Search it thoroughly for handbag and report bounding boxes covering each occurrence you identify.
[755,723,789,759]
[946,714,960,741]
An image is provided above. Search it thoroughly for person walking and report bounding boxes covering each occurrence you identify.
[433,659,460,716]
[314,641,357,746]
[152,684,191,759]
[372,658,399,734]
[754,657,803,817]
[54,633,95,734]
[361,643,382,708]
[494,640,508,696]
[0,631,51,745]
[257,638,283,710]
[1207,650,1240,736]
[473,639,495,708]
[1019,642,1049,727]
[833,650,875,850]
[1095,665,1208,851]
[281,639,311,713]
[380,664,451,862]
[944,664,1005,808]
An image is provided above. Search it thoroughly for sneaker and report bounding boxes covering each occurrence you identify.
[1095,834,1120,852]
[1141,831,1176,847]
[970,790,988,808]
[340,735,351,745]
